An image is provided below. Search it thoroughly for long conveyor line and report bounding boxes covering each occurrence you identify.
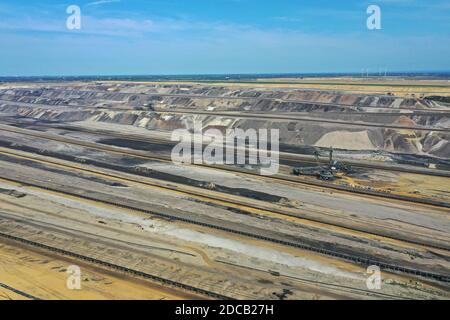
[1,175,449,283]
[0,147,448,252]
[0,232,233,300]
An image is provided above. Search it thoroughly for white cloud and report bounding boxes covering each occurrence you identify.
[87,0,121,7]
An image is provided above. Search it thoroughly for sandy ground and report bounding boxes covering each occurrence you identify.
[340,170,450,203]
[109,79,450,97]
[0,240,198,300]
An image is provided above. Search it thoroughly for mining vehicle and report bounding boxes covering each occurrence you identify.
[292,146,352,180]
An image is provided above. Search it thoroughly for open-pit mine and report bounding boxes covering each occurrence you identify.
[0,77,449,300]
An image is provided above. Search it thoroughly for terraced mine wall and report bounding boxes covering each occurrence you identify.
[0,86,440,111]
[1,103,449,160]
[0,84,448,159]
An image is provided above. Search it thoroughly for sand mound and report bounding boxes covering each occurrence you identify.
[314,130,375,150]
[395,116,417,126]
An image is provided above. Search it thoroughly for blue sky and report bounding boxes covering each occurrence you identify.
[0,0,449,76]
